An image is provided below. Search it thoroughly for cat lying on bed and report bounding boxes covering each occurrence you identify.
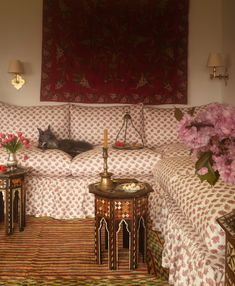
[37,125,93,157]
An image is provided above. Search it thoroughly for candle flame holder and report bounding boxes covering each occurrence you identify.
[98,147,113,191]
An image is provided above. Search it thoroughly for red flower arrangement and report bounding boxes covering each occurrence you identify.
[0,132,29,153]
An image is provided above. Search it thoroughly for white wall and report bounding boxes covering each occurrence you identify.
[0,0,227,106]
[188,0,223,105]
[0,0,43,106]
[222,0,235,106]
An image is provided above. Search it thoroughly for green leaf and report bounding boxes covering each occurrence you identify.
[174,107,184,121]
[197,161,219,186]
[195,151,212,171]
[187,107,195,117]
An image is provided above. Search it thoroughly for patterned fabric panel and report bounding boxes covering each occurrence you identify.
[70,145,161,177]
[161,193,224,286]
[0,102,70,143]
[154,155,235,257]
[70,103,144,145]
[151,143,190,159]
[25,175,93,219]
[143,105,208,147]
[25,174,157,220]
[153,155,195,179]
[148,180,166,232]
[0,146,72,177]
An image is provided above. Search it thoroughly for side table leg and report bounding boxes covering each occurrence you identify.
[131,207,138,270]
[96,218,101,264]
[19,188,24,231]
[5,188,13,235]
[130,219,137,270]
[22,180,26,228]
[109,204,116,270]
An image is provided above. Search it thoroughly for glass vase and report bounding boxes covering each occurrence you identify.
[7,152,18,171]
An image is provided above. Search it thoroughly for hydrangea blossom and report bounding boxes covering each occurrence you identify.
[177,103,235,186]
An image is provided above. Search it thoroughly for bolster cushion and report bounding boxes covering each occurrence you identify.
[0,146,71,177]
[70,145,161,177]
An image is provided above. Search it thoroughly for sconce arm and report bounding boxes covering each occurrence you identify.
[209,66,229,85]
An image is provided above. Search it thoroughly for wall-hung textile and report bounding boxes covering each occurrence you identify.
[41,0,189,104]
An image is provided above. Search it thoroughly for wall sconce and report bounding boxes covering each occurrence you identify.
[8,60,25,90]
[207,53,229,85]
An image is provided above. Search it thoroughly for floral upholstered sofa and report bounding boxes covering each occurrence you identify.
[0,101,204,220]
[0,101,232,285]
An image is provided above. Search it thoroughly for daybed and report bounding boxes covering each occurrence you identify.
[152,153,234,285]
[0,101,231,285]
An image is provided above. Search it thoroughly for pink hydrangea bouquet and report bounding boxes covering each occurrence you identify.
[175,103,235,186]
[0,132,29,153]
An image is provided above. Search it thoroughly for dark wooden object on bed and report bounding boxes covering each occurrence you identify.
[217,210,235,286]
[89,179,153,270]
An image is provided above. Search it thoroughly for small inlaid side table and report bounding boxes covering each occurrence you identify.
[0,168,27,235]
[89,179,153,270]
[217,211,235,286]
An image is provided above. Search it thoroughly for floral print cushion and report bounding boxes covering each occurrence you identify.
[0,102,70,143]
[0,146,72,177]
[151,143,191,158]
[71,145,161,177]
[153,155,195,179]
[143,105,208,147]
[70,103,144,145]
[153,155,235,257]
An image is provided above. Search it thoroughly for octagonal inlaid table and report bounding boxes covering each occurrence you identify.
[0,168,27,235]
[89,179,153,270]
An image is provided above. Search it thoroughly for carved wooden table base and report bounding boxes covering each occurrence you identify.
[0,168,27,235]
[89,179,153,270]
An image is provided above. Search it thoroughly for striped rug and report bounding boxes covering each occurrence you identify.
[0,216,170,285]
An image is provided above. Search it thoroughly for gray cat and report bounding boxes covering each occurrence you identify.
[37,125,93,157]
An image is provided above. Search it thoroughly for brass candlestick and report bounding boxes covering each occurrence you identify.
[99,147,113,191]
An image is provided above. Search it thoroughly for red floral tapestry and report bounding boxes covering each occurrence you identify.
[40,0,189,104]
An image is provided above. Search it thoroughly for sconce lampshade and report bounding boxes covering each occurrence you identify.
[8,60,24,74]
[207,53,223,67]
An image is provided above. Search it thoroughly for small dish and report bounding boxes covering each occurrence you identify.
[115,182,145,193]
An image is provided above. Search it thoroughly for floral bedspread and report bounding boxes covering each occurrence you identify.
[161,192,224,286]
[153,155,235,257]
